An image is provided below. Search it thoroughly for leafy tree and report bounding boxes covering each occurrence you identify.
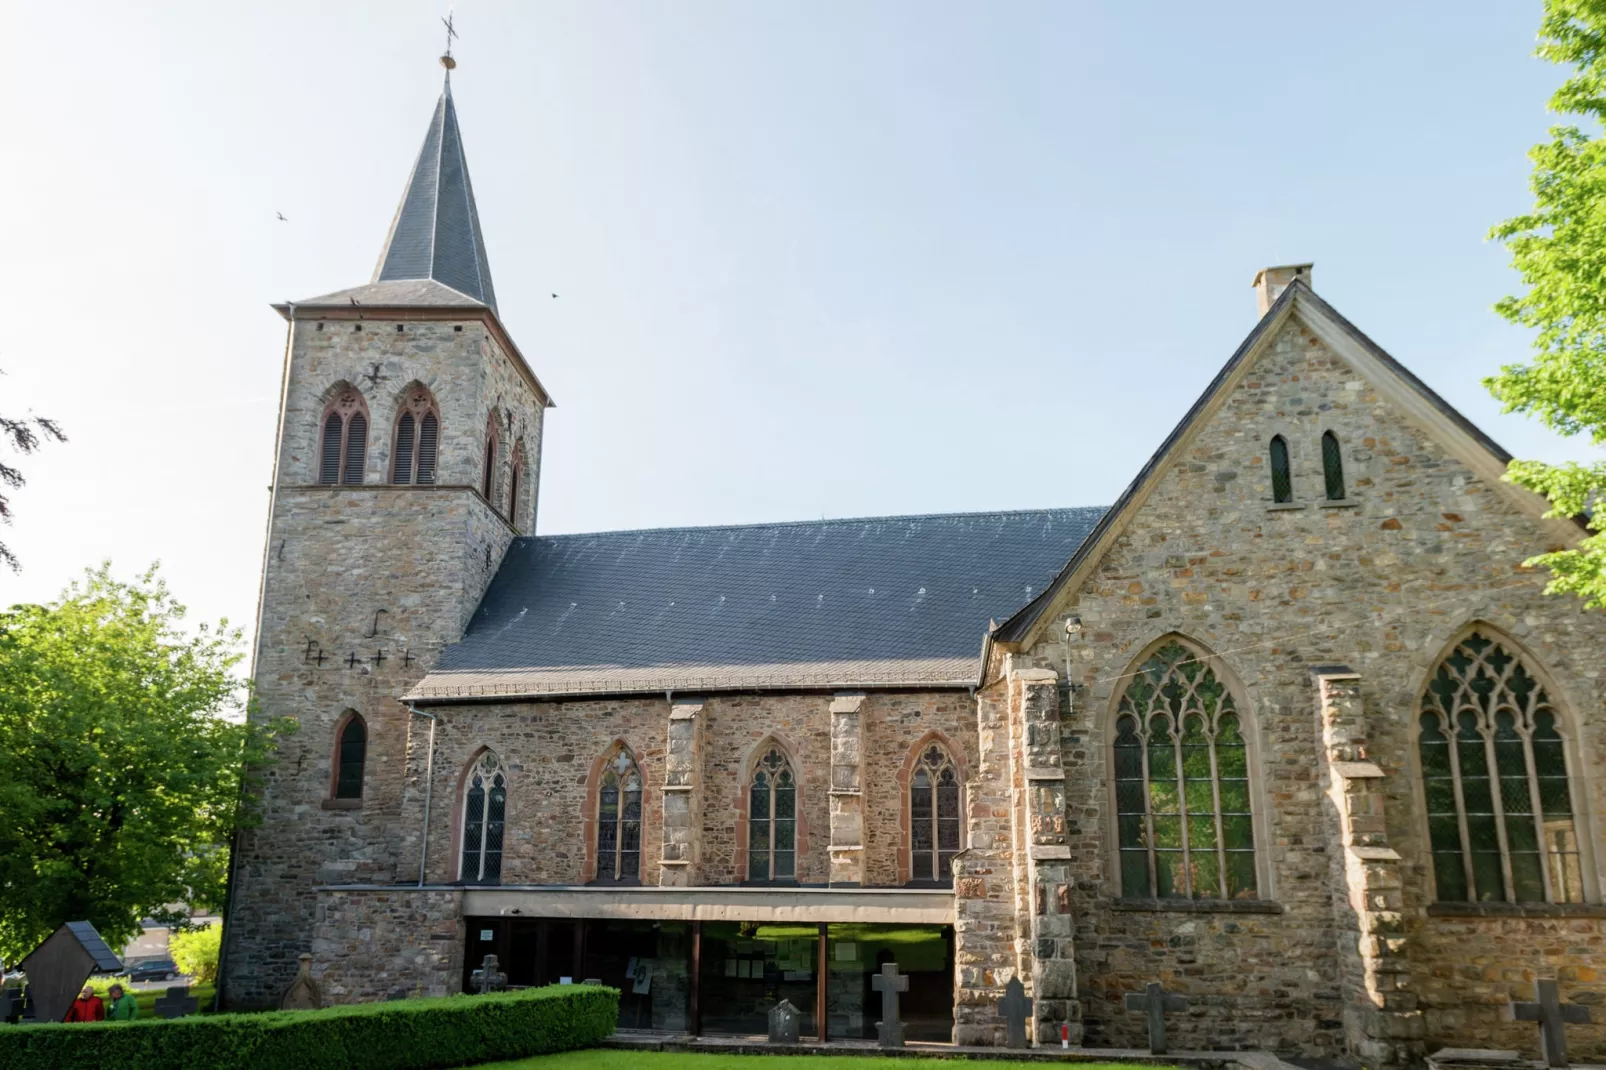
[0,383,66,572]
[1489,0,1606,607]
[170,922,222,983]
[0,565,287,964]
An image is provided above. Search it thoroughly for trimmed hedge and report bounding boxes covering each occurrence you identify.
[0,983,617,1070]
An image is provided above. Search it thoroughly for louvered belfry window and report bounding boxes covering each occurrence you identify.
[1269,435,1292,503]
[391,387,441,485]
[1321,431,1346,501]
[460,751,508,885]
[318,388,368,485]
[1419,631,1585,904]
[334,714,366,800]
[595,745,644,883]
[910,743,962,884]
[1114,639,1258,900]
[748,747,797,882]
[482,416,499,505]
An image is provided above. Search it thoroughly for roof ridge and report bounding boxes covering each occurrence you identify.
[528,505,1109,543]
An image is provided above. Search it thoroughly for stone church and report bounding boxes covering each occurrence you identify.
[220,65,1606,1064]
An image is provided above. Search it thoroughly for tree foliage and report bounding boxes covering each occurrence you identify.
[1489,0,1606,607]
[0,380,66,572]
[0,565,286,963]
[170,922,222,984]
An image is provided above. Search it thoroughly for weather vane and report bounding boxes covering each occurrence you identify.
[440,11,459,70]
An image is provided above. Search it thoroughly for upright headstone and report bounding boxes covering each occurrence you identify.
[999,976,1034,1049]
[1124,981,1188,1055]
[472,953,507,995]
[768,999,801,1043]
[871,962,909,1049]
[154,984,199,1019]
[1507,979,1591,1068]
[280,952,324,1010]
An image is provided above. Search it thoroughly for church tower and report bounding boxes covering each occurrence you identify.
[220,58,551,1007]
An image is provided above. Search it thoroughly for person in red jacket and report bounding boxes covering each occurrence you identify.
[64,985,104,1022]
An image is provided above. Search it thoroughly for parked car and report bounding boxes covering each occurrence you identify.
[127,958,180,982]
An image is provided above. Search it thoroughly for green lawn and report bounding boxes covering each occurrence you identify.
[474,1052,1170,1070]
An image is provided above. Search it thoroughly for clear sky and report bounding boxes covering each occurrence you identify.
[0,1,1588,644]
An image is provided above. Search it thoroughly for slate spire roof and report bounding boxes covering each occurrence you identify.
[368,71,499,313]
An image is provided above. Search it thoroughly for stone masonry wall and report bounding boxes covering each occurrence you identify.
[1019,314,1606,1057]
[312,888,464,1003]
[224,312,538,1008]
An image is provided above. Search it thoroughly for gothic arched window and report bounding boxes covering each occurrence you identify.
[747,747,797,882]
[392,386,440,485]
[507,437,526,528]
[460,751,507,885]
[1113,638,1258,900]
[1321,430,1346,501]
[595,745,643,884]
[333,713,366,800]
[318,387,368,485]
[1269,435,1292,503]
[1419,630,1585,904]
[481,414,500,506]
[909,743,962,884]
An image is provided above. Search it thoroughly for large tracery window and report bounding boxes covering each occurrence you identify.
[1419,630,1585,904]
[392,386,440,485]
[318,387,368,485]
[1113,639,1258,900]
[910,743,962,884]
[595,745,643,884]
[460,751,507,885]
[747,747,797,883]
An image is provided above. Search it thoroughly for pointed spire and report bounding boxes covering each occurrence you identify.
[371,67,498,314]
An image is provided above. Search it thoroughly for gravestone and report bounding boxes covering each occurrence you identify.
[871,961,909,1049]
[999,976,1033,1049]
[1124,981,1188,1055]
[1506,979,1592,1068]
[280,952,324,1010]
[768,999,801,1043]
[154,984,199,1019]
[472,953,507,995]
[582,978,603,987]
[1426,1048,1530,1070]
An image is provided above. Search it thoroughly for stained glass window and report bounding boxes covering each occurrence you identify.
[334,714,366,800]
[1114,639,1258,899]
[910,743,963,883]
[748,747,797,882]
[1321,430,1345,501]
[1269,436,1292,503]
[1419,631,1584,903]
[460,751,508,885]
[596,745,644,883]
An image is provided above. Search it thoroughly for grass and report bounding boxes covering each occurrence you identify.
[471,1052,1171,1070]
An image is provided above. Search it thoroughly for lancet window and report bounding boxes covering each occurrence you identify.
[747,747,797,882]
[319,387,368,485]
[460,751,508,885]
[392,387,440,485]
[1321,430,1346,501]
[596,745,644,884]
[909,743,962,884]
[333,713,366,800]
[1269,435,1292,503]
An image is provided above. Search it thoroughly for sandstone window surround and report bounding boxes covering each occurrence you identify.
[907,741,963,886]
[318,385,369,486]
[747,746,799,884]
[460,750,508,885]
[1417,628,1593,906]
[331,711,366,803]
[508,437,527,531]
[593,744,644,885]
[1111,636,1264,902]
[481,411,501,508]
[390,383,441,485]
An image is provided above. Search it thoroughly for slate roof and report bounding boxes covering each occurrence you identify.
[288,278,490,311]
[410,507,1106,701]
[364,74,498,313]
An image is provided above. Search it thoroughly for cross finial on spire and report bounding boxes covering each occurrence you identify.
[440,11,459,71]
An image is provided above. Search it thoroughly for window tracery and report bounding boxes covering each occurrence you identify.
[319,387,368,485]
[747,747,796,882]
[909,743,962,884]
[460,751,507,885]
[392,387,440,485]
[595,745,643,883]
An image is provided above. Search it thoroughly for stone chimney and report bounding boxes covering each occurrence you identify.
[1253,263,1313,316]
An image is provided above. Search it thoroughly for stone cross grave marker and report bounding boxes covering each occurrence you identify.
[999,976,1033,1049]
[473,953,507,995]
[871,961,909,1048]
[154,984,199,1019]
[768,998,801,1044]
[1124,981,1188,1055]
[1506,979,1591,1068]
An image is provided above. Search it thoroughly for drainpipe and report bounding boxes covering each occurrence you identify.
[407,704,439,887]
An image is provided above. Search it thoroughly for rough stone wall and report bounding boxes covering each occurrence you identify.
[312,888,465,1003]
[860,692,978,887]
[1018,315,1606,1057]
[225,313,535,1008]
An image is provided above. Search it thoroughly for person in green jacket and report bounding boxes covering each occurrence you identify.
[105,983,138,1021]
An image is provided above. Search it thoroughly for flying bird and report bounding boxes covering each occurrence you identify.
[551,293,559,299]
[276,211,288,222]
[349,297,360,306]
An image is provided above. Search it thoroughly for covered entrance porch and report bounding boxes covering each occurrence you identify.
[461,885,955,1042]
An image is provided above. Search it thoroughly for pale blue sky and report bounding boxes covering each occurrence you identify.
[0,1,1587,639]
